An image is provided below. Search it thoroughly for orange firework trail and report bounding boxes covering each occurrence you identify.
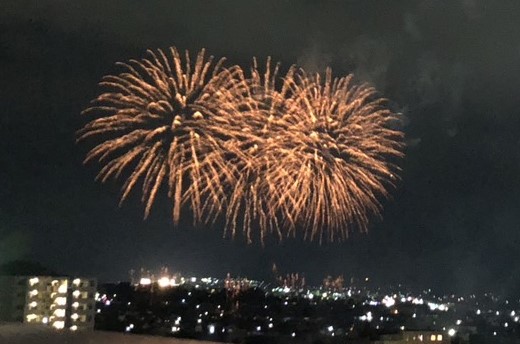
[255,68,404,242]
[78,48,246,224]
[78,47,404,243]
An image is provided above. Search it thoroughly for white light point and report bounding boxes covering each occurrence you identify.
[139,278,151,286]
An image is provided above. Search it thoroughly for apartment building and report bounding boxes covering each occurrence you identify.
[0,275,96,331]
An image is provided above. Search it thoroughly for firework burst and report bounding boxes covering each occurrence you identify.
[219,58,301,243]
[78,47,247,224]
[258,68,404,242]
[79,47,404,243]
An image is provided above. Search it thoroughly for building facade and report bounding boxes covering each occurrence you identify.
[0,276,96,331]
[372,330,450,343]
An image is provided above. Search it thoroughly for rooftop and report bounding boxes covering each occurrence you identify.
[0,323,221,344]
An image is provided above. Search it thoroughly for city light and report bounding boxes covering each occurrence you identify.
[54,309,66,317]
[58,284,68,294]
[382,295,395,308]
[55,297,67,306]
[139,278,152,286]
[158,277,170,288]
[26,314,37,322]
[52,321,65,330]
[17,271,517,342]
[29,277,39,286]
[73,278,81,286]
[428,302,448,311]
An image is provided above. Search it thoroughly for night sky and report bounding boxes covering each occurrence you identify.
[2,1,520,295]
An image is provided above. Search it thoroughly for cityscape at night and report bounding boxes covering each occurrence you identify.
[2,1,520,343]
[89,267,520,343]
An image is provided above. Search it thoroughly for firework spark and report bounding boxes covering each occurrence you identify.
[79,47,404,243]
[257,68,404,242]
[219,58,301,243]
[78,47,247,224]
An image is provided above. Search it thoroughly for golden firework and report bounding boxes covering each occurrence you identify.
[79,47,404,243]
[257,68,404,242]
[78,47,245,224]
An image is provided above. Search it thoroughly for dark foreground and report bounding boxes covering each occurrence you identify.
[0,323,220,344]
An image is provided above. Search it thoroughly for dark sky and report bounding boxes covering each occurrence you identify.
[1,0,520,295]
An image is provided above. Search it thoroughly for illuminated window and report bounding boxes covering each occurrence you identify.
[437,335,443,341]
[73,290,80,298]
[58,284,68,294]
[430,334,436,341]
[29,290,38,297]
[52,321,65,330]
[28,301,37,309]
[73,278,81,286]
[70,325,78,331]
[54,309,66,317]
[29,277,39,286]
[26,314,38,322]
[71,313,79,321]
[55,297,67,306]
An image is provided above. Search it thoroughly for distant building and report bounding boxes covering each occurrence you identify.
[372,330,450,343]
[0,276,96,331]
